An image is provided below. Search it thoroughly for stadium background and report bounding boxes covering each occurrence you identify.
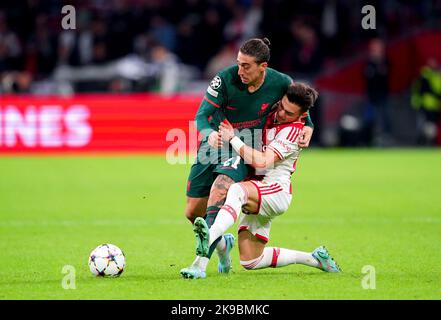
[1,0,441,300]
[1,0,441,151]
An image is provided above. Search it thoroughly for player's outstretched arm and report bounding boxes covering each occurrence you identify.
[219,122,279,169]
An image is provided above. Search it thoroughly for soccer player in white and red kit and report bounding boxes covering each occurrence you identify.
[187,83,340,278]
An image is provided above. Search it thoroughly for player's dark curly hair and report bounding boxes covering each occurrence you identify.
[239,38,271,64]
[286,82,318,113]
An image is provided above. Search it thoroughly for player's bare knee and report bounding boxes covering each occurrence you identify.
[238,230,265,265]
[240,245,266,270]
[238,241,255,262]
[239,249,257,264]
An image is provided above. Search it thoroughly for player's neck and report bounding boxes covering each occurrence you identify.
[247,70,266,93]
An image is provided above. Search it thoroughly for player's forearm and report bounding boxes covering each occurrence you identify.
[230,137,273,169]
[195,105,216,137]
[241,145,268,169]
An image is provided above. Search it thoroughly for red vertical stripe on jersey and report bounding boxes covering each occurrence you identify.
[292,129,301,142]
[286,127,295,142]
[288,127,300,142]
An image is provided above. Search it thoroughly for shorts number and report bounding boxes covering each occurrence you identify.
[223,156,241,169]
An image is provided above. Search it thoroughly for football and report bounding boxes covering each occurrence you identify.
[88,244,125,277]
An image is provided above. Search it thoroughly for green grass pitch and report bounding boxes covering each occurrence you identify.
[1,149,440,300]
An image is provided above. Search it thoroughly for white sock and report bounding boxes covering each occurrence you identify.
[191,255,210,272]
[240,247,320,270]
[209,183,247,246]
[191,255,201,267]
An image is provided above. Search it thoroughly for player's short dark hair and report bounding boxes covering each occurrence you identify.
[239,38,271,64]
[286,82,318,113]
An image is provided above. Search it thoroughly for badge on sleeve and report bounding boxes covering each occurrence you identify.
[210,76,222,89]
[207,75,222,97]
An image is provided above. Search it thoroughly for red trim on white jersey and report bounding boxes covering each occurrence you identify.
[238,225,248,232]
[259,183,283,195]
[261,188,283,196]
[255,233,269,243]
[249,180,261,214]
[259,183,279,190]
[238,218,269,244]
[260,187,283,195]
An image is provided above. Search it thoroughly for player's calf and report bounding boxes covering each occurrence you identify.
[185,196,208,223]
[207,174,235,210]
[204,174,235,256]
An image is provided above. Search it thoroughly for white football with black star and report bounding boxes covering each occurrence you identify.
[88,244,125,277]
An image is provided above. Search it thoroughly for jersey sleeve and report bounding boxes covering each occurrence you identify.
[194,74,228,137]
[304,113,314,128]
[267,125,302,160]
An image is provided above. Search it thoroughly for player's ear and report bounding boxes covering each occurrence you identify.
[260,62,268,69]
[300,112,308,119]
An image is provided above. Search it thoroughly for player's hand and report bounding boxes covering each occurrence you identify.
[208,131,223,148]
[298,126,313,148]
[219,121,235,142]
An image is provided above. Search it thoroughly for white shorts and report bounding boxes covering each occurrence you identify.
[238,181,292,243]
